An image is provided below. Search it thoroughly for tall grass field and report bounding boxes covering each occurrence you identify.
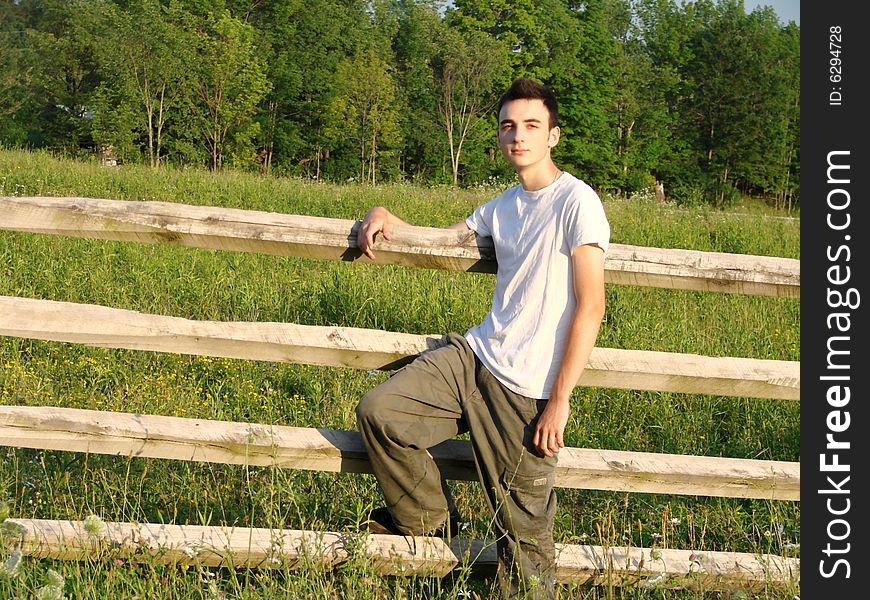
[0,148,799,599]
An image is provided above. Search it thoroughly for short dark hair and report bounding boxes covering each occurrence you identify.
[497,78,559,129]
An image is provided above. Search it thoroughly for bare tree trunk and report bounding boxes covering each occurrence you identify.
[316,146,321,180]
[156,83,166,168]
[142,75,156,168]
[370,129,377,185]
[718,166,730,206]
[262,100,278,175]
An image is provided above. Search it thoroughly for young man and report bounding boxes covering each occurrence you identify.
[355,77,609,599]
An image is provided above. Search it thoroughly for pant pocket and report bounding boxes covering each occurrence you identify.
[499,466,555,540]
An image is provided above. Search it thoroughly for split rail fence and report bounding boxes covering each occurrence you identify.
[0,196,800,592]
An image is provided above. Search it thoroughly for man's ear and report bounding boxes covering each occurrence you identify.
[548,126,561,148]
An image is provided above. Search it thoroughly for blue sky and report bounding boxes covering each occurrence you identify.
[746,0,799,25]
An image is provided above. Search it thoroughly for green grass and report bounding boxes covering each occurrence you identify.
[0,148,800,598]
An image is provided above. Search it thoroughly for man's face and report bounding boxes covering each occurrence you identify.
[497,98,560,170]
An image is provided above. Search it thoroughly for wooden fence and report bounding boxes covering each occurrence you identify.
[0,195,800,592]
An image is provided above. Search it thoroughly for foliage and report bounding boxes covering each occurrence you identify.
[192,10,272,170]
[325,49,404,184]
[0,0,800,207]
[79,0,199,166]
[433,27,509,187]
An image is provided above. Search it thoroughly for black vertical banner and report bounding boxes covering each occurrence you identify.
[801,2,868,597]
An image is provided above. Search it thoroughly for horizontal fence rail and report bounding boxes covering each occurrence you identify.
[0,406,800,500]
[0,296,800,401]
[5,518,800,591]
[0,196,800,297]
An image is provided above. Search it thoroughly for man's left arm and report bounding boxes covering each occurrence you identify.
[532,243,606,457]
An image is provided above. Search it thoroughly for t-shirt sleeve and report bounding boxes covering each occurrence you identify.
[567,189,611,255]
[465,198,496,238]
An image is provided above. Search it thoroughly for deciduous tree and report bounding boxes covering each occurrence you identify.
[433,27,508,187]
[324,49,403,184]
[193,10,271,170]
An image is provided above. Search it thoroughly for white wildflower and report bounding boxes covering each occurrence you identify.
[45,569,65,588]
[643,573,667,588]
[1,549,22,579]
[1,520,26,537]
[35,584,66,600]
[83,515,106,537]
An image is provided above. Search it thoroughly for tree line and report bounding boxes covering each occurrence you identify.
[0,0,799,207]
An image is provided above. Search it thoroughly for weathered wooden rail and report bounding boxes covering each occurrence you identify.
[0,296,800,401]
[0,195,801,591]
[0,406,800,500]
[5,518,800,592]
[0,196,800,297]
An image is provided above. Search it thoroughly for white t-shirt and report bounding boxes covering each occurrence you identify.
[464,172,610,399]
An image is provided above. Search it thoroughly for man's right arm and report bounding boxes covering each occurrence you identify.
[356,206,469,261]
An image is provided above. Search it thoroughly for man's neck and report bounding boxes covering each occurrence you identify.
[517,162,561,192]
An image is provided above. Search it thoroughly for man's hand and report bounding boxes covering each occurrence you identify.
[533,395,570,457]
[357,206,396,261]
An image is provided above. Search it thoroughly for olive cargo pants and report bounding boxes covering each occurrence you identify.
[356,333,558,599]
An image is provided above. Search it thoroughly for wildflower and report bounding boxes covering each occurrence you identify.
[1,549,22,579]
[45,569,65,588]
[35,586,65,600]
[643,573,667,588]
[670,518,680,525]
[1,520,26,537]
[83,514,106,537]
